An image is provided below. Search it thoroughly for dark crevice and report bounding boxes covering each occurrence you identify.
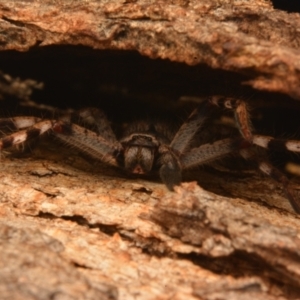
[72,261,94,270]
[32,188,58,198]
[62,216,119,236]
[0,45,256,117]
[131,235,175,257]
[117,226,300,298]
[271,1,300,13]
[37,212,119,236]
[131,186,153,195]
[179,251,300,299]
[2,16,26,27]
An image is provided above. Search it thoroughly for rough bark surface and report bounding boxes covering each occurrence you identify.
[1,0,300,99]
[1,153,300,299]
[1,1,300,300]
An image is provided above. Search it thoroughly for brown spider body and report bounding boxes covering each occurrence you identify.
[121,133,159,175]
[118,123,182,188]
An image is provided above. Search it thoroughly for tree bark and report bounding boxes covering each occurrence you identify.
[1,1,300,299]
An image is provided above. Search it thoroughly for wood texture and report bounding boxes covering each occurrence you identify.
[1,0,300,98]
[1,1,300,299]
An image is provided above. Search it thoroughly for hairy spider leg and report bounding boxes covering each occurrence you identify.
[75,108,118,143]
[253,135,300,152]
[158,145,182,190]
[0,116,42,133]
[210,97,300,212]
[170,100,215,155]
[0,119,54,149]
[239,147,300,213]
[181,138,242,169]
[251,134,300,213]
[158,101,215,189]
[209,96,300,153]
[0,117,122,167]
[251,135,300,202]
[53,107,120,164]
[53,122,122,167]
[210,96,253,143]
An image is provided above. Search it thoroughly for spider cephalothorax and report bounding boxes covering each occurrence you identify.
[119,122,182,189]
[1,97,300,213]
[117,122,161,174]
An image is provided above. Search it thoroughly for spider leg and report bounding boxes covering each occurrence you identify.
[171,96,250,156]
[160,138,243,190]
[160,101,217,190]
[0,117,122,167]
[75,108,118,143]
[210,96,253,142]
[0,119,54,149]
[0,116,42,132]
[53,122,122,167]
[210,97,300,153]
[166,99,250,190]
[239,148,300,213]
[253,135,300,152]
[210,96,300,212]
[181,138,242,169]
[181,135,300,212]
[158,145,182,190]
[170,101,215,155]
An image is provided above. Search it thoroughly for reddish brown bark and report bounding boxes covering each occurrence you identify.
[1,1,300,299]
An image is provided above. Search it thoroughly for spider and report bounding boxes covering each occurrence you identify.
[0,96,300,213]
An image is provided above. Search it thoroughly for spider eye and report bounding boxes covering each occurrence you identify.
[132,135,152,141]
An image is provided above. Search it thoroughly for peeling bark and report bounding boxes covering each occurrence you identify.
[1,0,300,299]
[0,148,300,299]
[1,0,300,98]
